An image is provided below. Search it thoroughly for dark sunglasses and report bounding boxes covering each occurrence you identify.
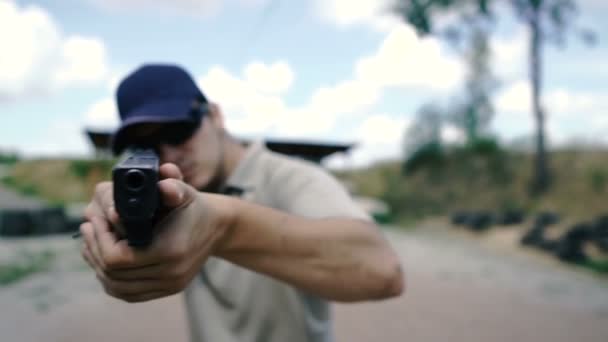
[125,119,202,150]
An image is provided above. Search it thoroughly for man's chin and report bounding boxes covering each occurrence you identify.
[196,175,225,193]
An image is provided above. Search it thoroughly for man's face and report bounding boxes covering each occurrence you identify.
[126,113,225,191]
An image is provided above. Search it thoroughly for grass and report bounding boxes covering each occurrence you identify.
[335,148,608,224]
[3,158,114,204]
[0,250,56,286]
[582,260,608,274]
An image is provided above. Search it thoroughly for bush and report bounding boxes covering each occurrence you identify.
[467,137,502,156]
[69,159,114,181]
[69,160,94,180]
[402,142,444,175]
[1,176,40,198]
[0,152,19,165]
[587,167,608,193]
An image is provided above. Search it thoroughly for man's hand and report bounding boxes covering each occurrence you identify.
[80,163,234,303]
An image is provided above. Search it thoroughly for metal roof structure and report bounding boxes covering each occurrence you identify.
[84,129,354,163]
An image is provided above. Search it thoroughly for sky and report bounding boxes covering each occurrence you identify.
[1,0,607,168]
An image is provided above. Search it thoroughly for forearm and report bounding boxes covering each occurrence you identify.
[214,196,405,302]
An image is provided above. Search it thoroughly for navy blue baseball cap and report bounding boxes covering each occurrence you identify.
[111,64,209,154]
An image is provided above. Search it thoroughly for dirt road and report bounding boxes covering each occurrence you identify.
[1,226,607,342]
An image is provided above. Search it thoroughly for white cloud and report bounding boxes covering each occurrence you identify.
[84,97,120,131]
[587,0,608,10]
[316,0,399,32]
[491,29,527,81]
[545,89,597,118]
[309,80,380,116]
[497,81,604,119]
[0,1,109,101]
[93,0,222,16]
[494,80,608,147]
[197,64,289,134]
[20,97,119,157]
[327,114,411,168]
[192,23,462,152]
[441,124,465,144]
[20,120,90,158]
[356,25,463,91]
[496,80,531,113]
[92,0,268,17]
[54,37,109,87]
[244,61,294,95]
[357,114,406,145]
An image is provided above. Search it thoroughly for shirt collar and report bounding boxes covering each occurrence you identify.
[220,140,265,195]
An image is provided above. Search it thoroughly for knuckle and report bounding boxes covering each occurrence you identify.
[83,204,97,221]
[168,262,187,278]
[103,254,125,270]
[94,182,109,195]
[164,247,185,262]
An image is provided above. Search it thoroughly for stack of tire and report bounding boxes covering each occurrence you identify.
[520,211,560,251]
[451,209,525,231]
[521,213,608,264]
[0,207,81,237]
[557,215,608,264]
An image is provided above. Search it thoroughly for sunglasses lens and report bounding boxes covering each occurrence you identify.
[124,120,200,150]
[161,121,200,145]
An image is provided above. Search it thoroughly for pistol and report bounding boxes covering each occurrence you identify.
[112,148,160,247]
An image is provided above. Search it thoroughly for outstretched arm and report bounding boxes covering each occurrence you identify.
[80,163,404,303]
[215,197,405,302]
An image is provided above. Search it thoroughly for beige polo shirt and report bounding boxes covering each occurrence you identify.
[183,141,370,342]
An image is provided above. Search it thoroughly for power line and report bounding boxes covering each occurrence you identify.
[236,0,283,60]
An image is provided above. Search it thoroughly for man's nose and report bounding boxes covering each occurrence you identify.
[157,144,181,162]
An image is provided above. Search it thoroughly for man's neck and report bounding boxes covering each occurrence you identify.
[221,136,247,182]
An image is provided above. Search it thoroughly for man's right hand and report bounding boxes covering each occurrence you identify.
[79,163,235,303]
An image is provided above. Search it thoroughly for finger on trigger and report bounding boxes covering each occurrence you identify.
[160,163,183,181]
[81,244,95,269]
[108,206,126,238]
[91,215,121,262]
[158,178,186,208]
[81,221,105,269]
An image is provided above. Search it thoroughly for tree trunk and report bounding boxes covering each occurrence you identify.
[529,6,551,196]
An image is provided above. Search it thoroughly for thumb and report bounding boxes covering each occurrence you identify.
[158,178,197,209]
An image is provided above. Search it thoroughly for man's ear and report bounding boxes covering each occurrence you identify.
[207,102,225,129]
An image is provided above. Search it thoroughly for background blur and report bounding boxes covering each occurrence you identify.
[1,0,608,341]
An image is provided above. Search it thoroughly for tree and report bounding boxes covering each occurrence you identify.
[402,103,444,174]
[447,22,497,145]
[393,0,594,196]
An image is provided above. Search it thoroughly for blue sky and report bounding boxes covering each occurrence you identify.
[1,0,607,167]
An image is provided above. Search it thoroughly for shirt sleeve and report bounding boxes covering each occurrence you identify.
[270,158,371,221]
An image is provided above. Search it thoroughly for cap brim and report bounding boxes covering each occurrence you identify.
[111,98,199,155]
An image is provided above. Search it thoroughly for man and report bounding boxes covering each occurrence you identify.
[80,64,404,342]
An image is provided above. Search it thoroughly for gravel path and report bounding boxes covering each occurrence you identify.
[1,226,607,342]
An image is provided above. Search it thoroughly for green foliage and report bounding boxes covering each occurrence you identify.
[582,260,608,274]
[1,175,40,197]
[1,175,16,187]
[393,0,595,197]
[69,160,93,179]
[466,136,501,155]
[341,147,608,225]
[0,250,55,286]
[403,142,444,175]
[69,159,114,180]
[0,152,19,165]
[587,167,608,193]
